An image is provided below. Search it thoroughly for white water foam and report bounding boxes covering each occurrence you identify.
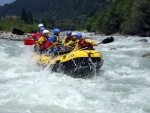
[0,35,150,113]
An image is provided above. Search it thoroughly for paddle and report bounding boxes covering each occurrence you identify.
[12,28,24,35]
[11,28,33,45]
[99,36,114,44]
[80,37,114,50]
[24,40,54,46]
[12,28,37,45]
[24,39,36,45]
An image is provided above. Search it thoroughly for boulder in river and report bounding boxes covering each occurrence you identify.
[141,53,150,57]
[139,39,148,43]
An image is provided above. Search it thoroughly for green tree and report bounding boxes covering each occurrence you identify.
[21,8,28,23]
[85,16,96,32]
[28,12,33,24]
[86,0,150,36]
[121,0,150,36]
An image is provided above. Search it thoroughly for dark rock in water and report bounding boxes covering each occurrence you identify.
[141,53,150,57]
[110,48,117,50]
[139,39,148,43]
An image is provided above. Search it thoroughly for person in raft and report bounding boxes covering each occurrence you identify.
[35,29,50,53]
[27,23,45,40]
[48,28,62,53]
[67,32,79,48]
[62,30,72,46]
[72,32,99,51]
[61,32,79,52]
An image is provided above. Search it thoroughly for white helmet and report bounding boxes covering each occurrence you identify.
[43,30,49,34]
[38,23,43,28]
[72,32,76,36]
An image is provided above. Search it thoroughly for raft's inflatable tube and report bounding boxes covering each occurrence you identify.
[33,49,104,77]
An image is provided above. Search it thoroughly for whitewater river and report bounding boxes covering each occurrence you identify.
[0,35,150,113]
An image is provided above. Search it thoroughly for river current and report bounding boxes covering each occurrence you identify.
[0,35,150,113]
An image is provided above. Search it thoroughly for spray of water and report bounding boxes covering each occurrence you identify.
[0,35,150,113]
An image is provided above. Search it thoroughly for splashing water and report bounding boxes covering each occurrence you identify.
[0,35,150,113]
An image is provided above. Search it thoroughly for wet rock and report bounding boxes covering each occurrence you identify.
[110,48,117,50]
[141,53,150,57]
[139,39,148,43]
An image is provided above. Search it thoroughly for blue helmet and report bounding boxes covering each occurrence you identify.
[66,30,72,35]
[40,27,46,31]
[53,28,60,34]
[76,33,82,38]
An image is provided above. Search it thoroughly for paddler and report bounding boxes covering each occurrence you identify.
[68,32,79,48]
[48,28,61,54]
[35,29,50,53]
[62,30,72,46]
[27,23,45,40]
[72,32,99,51]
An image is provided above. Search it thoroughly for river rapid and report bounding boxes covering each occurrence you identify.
[0,35,150,113]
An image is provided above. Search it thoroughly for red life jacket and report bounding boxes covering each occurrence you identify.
[32,33,42,40]
[79,39,93,50]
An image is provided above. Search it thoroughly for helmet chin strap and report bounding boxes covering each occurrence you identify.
[44,34,49,38]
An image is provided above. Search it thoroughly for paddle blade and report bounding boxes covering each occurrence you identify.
[24,39,35,45]
[12,28,24,35]
[101,37,114,44]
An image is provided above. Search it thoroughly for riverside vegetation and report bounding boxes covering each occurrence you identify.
[0,0,149,36]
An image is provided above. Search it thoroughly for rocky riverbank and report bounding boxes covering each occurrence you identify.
[1,31,150,58]
[0,30,95,41]
[0,31,27,41]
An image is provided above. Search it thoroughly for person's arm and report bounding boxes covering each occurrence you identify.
[72,43,79,51]
[38,37,44,44]
[65,40,73,46]
[62,37,66,45]
[85,39,99,46]
[27,34,33,39]
[35,37,43,46]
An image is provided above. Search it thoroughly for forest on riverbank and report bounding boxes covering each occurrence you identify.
[0,0,149,36]
[86,0,150,36]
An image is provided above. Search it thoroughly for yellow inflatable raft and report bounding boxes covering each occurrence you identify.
[33,49,103,77]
